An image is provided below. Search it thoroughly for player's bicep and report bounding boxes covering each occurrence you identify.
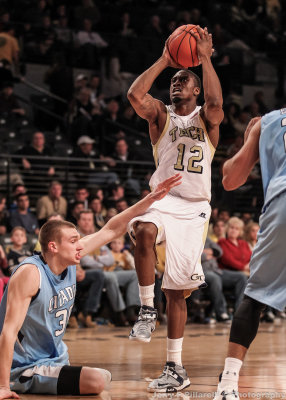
[3,264,40,337]
[128,93,162,122]
[202,104,224,127]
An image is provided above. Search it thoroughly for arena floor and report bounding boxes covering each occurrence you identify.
[21,321,286,400]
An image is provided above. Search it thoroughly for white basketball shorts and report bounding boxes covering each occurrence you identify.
[128,194,211,296]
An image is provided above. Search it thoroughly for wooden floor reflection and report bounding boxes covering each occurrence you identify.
[21,320,286,399]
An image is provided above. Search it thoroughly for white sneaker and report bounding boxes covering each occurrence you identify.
[214,388,240,400]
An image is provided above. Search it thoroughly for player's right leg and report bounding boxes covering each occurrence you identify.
[129,221,158,343]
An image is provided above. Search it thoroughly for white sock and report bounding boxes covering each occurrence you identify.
[167,337,183,366]
[220,357,243,391]
[139,284,155,307]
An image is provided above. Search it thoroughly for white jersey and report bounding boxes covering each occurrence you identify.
[149,105,215,202]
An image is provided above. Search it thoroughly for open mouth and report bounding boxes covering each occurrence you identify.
[75,252,81,260]
[172,88,181,94]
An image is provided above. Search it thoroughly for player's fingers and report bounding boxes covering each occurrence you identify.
[189,29,201,41]
[195,25,205,39]
[165,175,182,187]
[11,392,20,399]
[162,173,181,185]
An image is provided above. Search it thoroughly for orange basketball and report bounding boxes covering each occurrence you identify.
[167,24,199,68]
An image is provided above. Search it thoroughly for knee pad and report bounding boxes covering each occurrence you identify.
[229,295,266,348]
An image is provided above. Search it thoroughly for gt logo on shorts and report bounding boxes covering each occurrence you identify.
[190,273,204,281]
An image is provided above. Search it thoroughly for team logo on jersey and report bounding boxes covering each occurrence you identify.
[190,273,204,281]
[48,284,76,312]
[199,212,206,218]
[169,126,205,142]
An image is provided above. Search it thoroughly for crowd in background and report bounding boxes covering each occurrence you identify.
[0,0,285,327]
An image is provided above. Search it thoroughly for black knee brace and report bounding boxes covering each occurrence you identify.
[229,295,266,348]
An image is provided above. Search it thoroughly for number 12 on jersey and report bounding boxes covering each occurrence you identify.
[174,143,203,173]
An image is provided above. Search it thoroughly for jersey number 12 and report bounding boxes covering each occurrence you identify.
[174,143,203,173]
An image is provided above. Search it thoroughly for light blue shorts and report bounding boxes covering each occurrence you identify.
[245,191,286,311]
[11,363,65,394]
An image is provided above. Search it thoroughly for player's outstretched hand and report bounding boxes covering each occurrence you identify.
[244,116,261,142]
[162,40,184,69]
[0,387,20,400]
[190,26,213,61]
[150,174,182,201]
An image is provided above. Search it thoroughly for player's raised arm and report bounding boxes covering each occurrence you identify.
[191,26,224,148]
[127,43,182,144]
[79,174,182,256]
[222,118,261,191]
[0,264,40,400]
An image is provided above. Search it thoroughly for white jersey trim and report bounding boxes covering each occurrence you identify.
[153,107,170,168]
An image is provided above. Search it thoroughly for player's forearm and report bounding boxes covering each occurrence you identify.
[0,332,16,388]
[80,194,156,255]
[201,56,223,108]
[127,56,168,101]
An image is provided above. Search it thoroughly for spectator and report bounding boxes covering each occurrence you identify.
[89,73,104,109]
[111,138,141,196]
[78,210,140,325]
[74,18,107,68]
[5,227,32,276]
[17,131,55,179]
[105,183,125,208]
[0,81,25,118]
[208,219,226,243]
[73,135,118,187]
[217,208,231,223]
[0,23,19,70]
[9,193,39,234]
[0,244,8,302]
[244,221,259,251]
[104,207,118,223]
[36,181,67,224]
[109,237,135,271]
[0,194,8,235]
[89,197,105,229]
[218,217,252,275]
[202,238,247,322]
[68,186,90,210]
[66,201,85,225]
[9,183,27,212]
[115,198,129,213]
[74,0,101,29]
[117,12,136,38]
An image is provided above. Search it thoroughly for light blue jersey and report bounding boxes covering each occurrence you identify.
[260,108,286,210]
[0,254,76,389]
[245,109,286,311]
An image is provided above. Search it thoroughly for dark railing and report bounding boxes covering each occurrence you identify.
[0,153,263,217]
[0,154,155,207]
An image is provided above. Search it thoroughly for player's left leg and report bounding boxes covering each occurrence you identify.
[148,289,191,393]
[214,295,265,400]
[11,365,111,395]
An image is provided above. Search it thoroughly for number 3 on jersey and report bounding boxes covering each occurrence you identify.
[174,143,203,173]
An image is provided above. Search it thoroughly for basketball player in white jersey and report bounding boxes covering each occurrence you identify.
[127,25,224,393]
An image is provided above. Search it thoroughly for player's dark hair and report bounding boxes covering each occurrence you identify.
[185,70,201,91]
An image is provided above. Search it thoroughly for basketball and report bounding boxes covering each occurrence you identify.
[167,24,200,68]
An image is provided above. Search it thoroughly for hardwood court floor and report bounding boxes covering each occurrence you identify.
[21,320,286,400]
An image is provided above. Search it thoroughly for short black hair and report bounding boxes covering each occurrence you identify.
[185,70,201,91]
[172,69,201,91]
[16,193,28,201]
